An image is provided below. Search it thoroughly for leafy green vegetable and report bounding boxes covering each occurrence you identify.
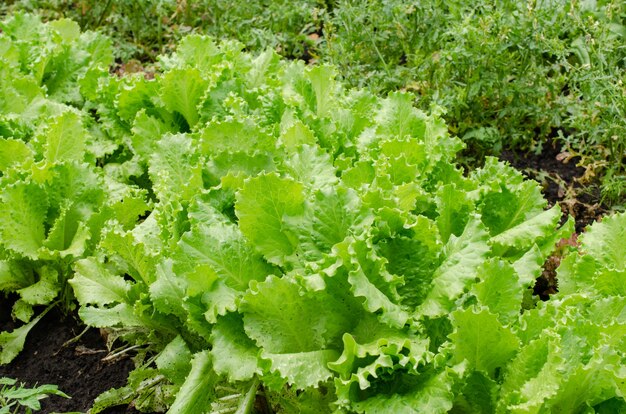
[64,31,596,413]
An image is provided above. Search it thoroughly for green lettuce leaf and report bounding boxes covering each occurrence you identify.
[71,257,131,306]
[158,68,208,129]
[167,351,217,414]
[210,312,260,382]
[148,133,203,203]
[450,306,519,378]
[578,211,626,271]
[0,182,48,259]
[235,173,305,265]
[0,304,54,365]
[173,198,273,294]
[155,335,192,386]
[39,111,86,166]
[418,216,490,317]
[471,259,524,325]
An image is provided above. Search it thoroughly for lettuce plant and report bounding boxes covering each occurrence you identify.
[71,34,617,413]
[1,15,625,413]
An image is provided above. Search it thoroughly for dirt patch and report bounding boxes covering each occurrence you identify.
[0,299,141,413]
[500,140,607,233]
[500,140,608,301]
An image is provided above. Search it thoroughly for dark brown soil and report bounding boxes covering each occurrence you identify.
[0,299,140,414]
[500,141,608,300]
[500,140,607,233]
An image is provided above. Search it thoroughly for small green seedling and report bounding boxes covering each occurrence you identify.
[0,377,69,414]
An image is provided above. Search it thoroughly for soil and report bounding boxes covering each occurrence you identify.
[0,299,141,414]
[499,140,607,233]
[499,140,607,300]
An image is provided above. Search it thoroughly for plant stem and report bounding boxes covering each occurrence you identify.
[235,378,260,414]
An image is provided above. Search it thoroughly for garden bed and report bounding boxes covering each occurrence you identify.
[1,5,624,413]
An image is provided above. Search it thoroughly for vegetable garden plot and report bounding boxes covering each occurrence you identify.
[1,14,626,413]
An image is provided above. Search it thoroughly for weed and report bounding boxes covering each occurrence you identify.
[0,377,69,414]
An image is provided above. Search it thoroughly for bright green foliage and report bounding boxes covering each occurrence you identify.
[1,0,322,63]
[0,377,69,413]
[449,307,520,377]
[1,15,626,414]
[0,13,112,105]
[236,174,305,265]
